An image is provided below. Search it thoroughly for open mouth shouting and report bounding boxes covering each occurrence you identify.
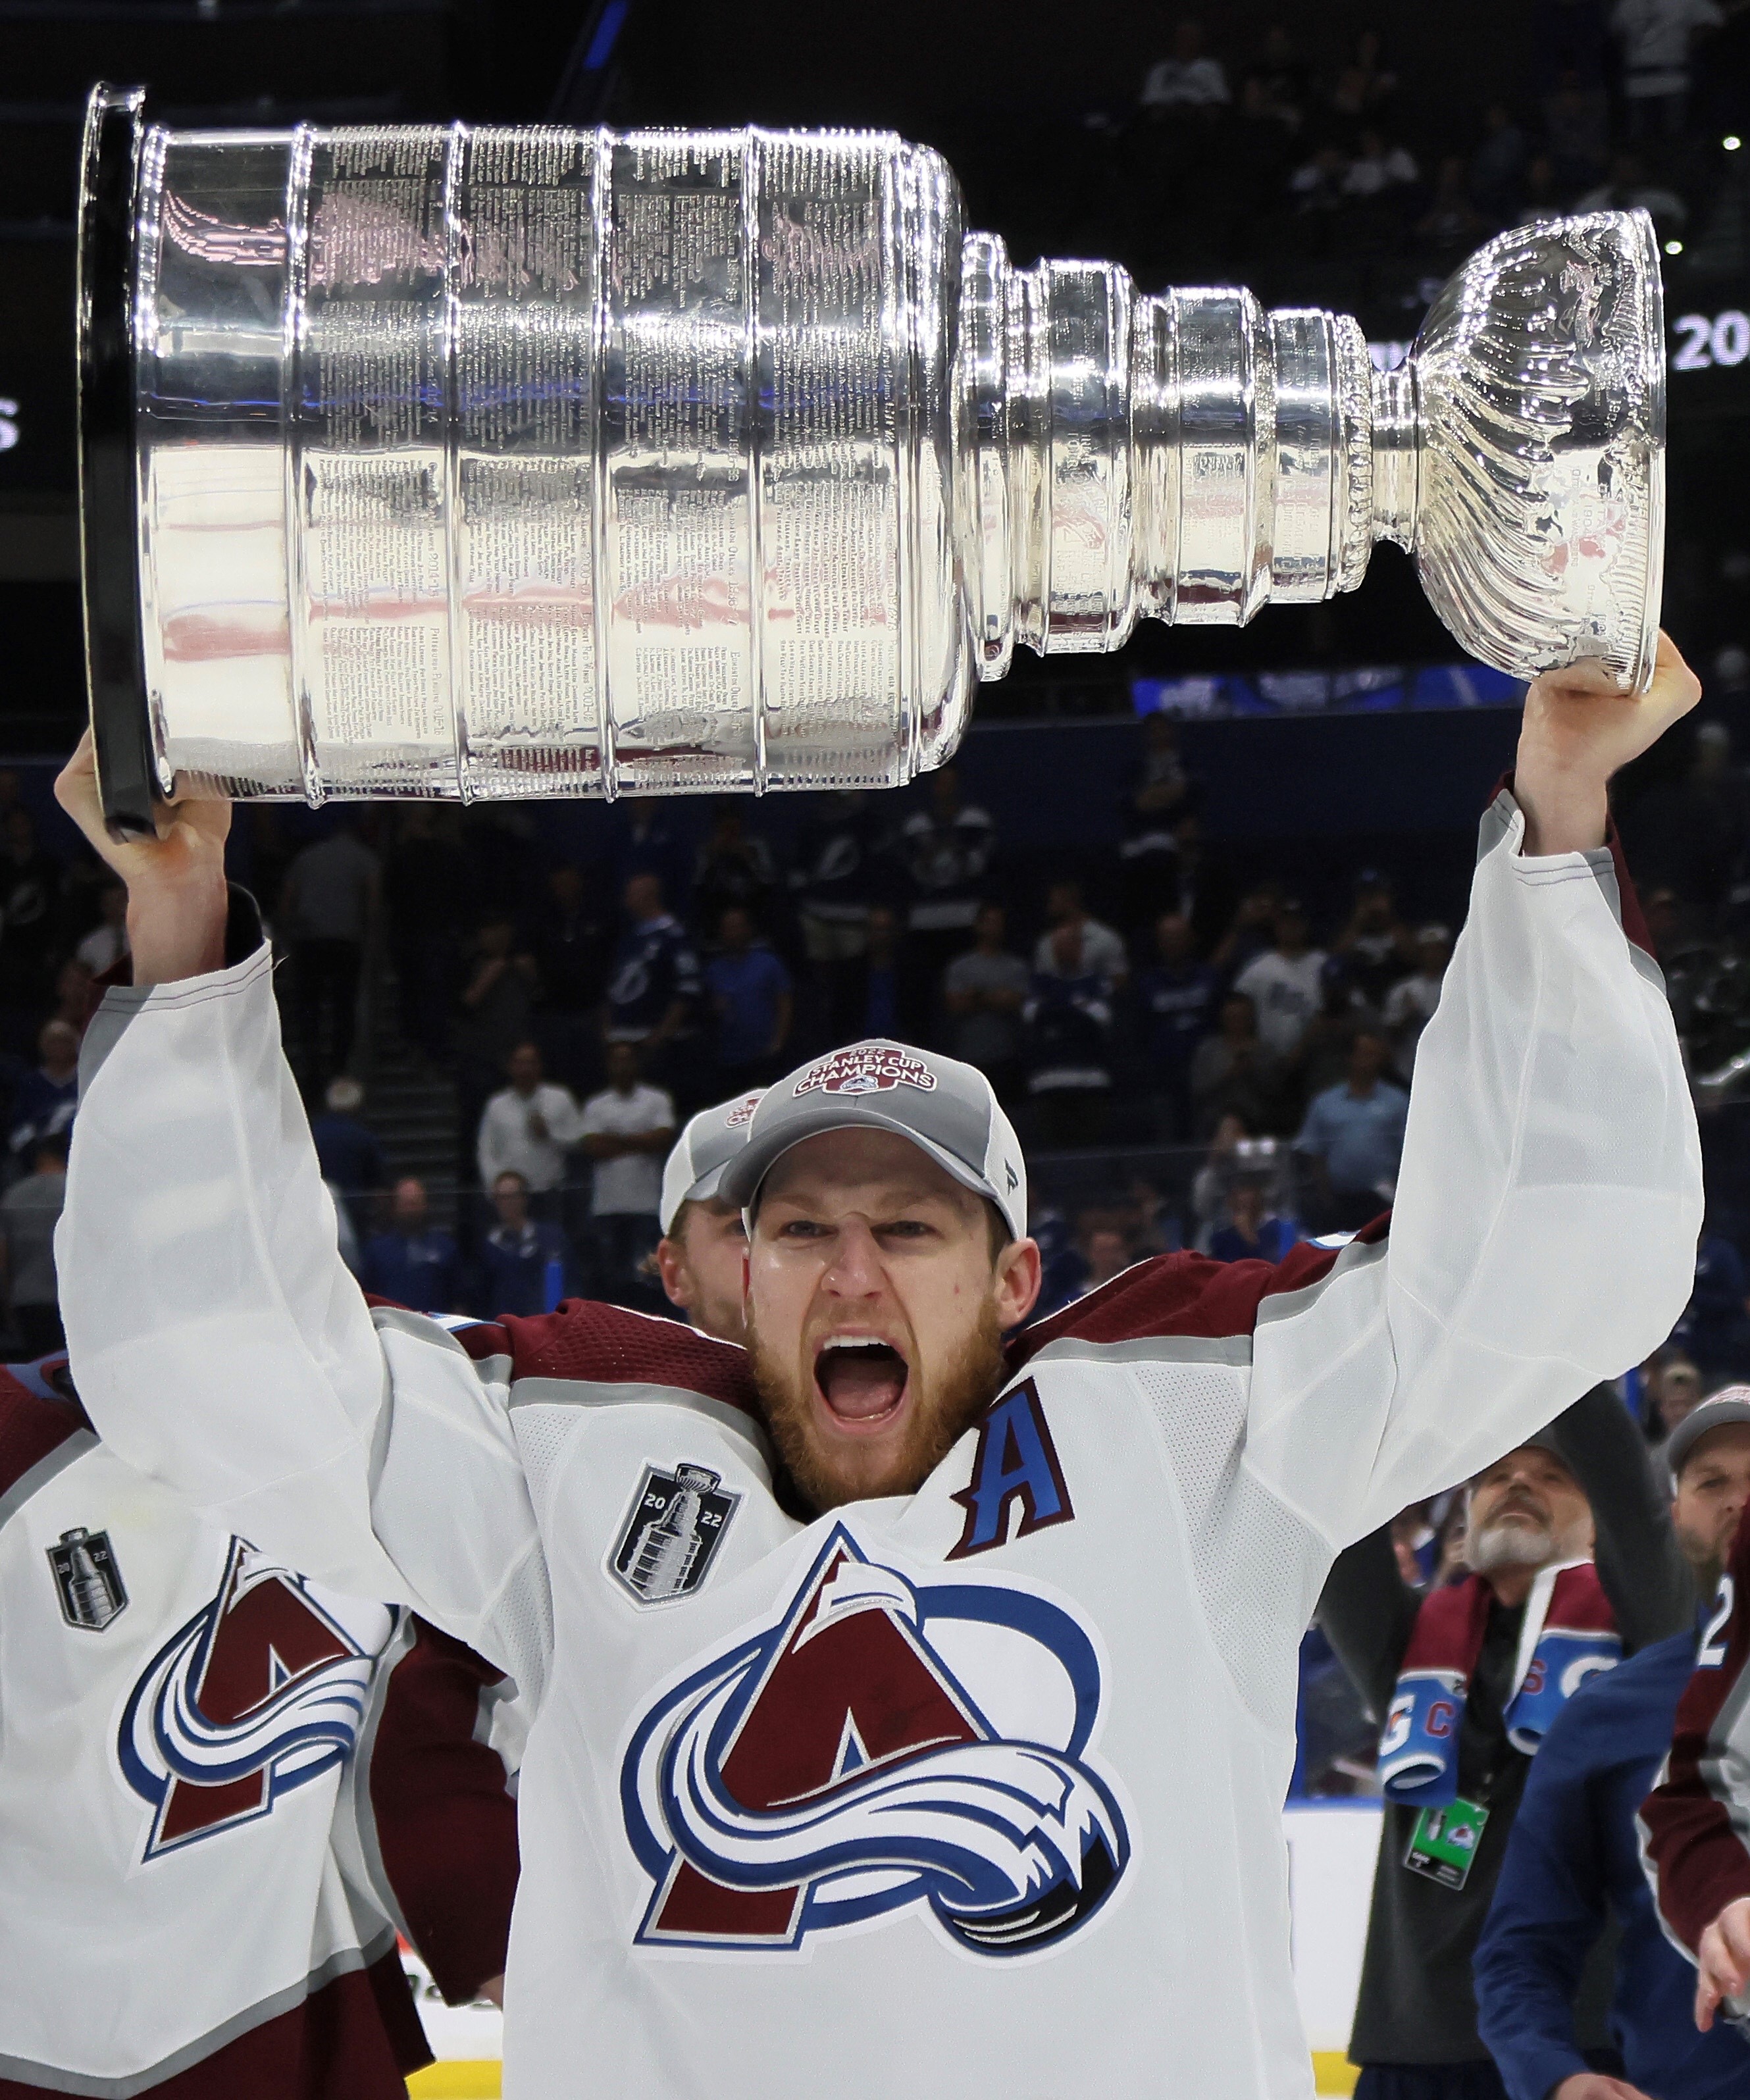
[813,1333,912,1437]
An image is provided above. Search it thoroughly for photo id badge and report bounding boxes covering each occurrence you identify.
[1403,1797,1490,1889]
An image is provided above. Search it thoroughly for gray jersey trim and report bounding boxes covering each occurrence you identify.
[0,1926,399,2097]
[371,1304,471,1356]
[1477,786,1666,994]
[1024,1333,1254,1370]
[342,1612,419,1952]
[1254,1233,1390,1329]
[78,931,274,1096]
[1697,1645,1750,1872]
[0,1427,97,1533]
[508,1375,772,1465]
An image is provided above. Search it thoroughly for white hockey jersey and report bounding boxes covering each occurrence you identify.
[0,1353,518,2097]
[60,793,1703,2099]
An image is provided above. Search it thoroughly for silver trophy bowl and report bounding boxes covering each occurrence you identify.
[77,84,1664,831]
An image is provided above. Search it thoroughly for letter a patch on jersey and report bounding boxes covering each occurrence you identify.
[118,1537,392,1858]
[622,1525,1129,1960]
[947,1381,1074,1560]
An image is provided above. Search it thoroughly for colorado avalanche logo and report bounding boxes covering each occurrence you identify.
[118,1537,392,1859]
[792,1046,937,1098]
[621,1526,1129,1958]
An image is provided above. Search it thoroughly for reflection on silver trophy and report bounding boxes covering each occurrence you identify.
[77,83,1665,830]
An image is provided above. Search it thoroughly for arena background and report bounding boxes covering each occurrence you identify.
[1,3,1748,2091]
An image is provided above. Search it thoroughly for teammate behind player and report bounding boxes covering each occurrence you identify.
[55,640,1706,2100]
[0,1350,517,2097]
[655,1089,763,1343]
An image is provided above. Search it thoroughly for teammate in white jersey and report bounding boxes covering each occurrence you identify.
[55,641,1706,2099]
[656,1089,763,1343]
[0,1349,518,2097]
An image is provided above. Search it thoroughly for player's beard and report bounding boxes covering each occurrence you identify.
[748,1297,1007,1514]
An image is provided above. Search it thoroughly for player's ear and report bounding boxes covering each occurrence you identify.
[656,1238,692,1311]
[994,1236,1042,1329]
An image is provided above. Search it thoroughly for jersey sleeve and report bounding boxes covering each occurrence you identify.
[1016,788,1701,1549]
[57,940,548,1687]
[369,1618,520,2005]
[1638,1504,1750,1957]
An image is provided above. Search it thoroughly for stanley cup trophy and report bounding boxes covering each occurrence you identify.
[76,83,1666,834]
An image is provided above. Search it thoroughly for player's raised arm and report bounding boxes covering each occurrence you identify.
[51,735,544,1677]
[1240,636,1705,1545]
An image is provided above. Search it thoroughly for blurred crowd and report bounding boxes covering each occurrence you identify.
[1059,2,1742,310]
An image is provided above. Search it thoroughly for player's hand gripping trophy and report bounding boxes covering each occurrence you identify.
[72,82,1678,844]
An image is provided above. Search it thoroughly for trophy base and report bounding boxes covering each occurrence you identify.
[78,84,157,841]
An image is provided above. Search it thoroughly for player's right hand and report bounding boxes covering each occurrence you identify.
[54,730,233,986]
[1553,2077,1655,2100]
[1695,1894,1750,2030]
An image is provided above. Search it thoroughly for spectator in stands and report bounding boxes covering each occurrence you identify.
[1289,142,1352,215]
[898,767,996,1037]
[1512,153,1568,226]
[1647,1350,1706,1451]
[942,902,1029,1103]
[1235,898,1326,1058]
[7,1019,78,1174]
[609,801,690,916]
[1611,0,1723,141]
[692,803,779,935]
[1343,128,1418,199]
[1334,873,1413,1004]
[789,792,883,1044]
[1134,911,1221,1139]
[1248,21,1310,128]
[475,1169,579,1319]
[1320,1391,1693,2100]
[655,1092,761,1344]
[1671,1225,1750,1385]
[476,1041,584,1200]
[454,914,539,1167]
[0,808,61,1048]
[1034,880,1128,986]
[604,874,702,1094]
[384,806,469,1063]
[1291,958,1380,1110]
[1141,18,1230,112]
[705,906,794,1091]
[852,904,904,1040]
[1543,69,1612,188]
[579,1042,675,1308]
[1119,715,1196,930]
[1021,929,1117,1147]
[1190,992,1283,1138]
[1329,26,1399,121]
[1079,1225,1133,1294]
[1381,924,1451,1083]
[1165,813,1238,959]
[1469,101,1528,222]
[1416,157,1484,256]
[358,1176,462,1316]
[74,879,128,979]
[1295,1027,1409,1233]
[1209,1176,1295,1264]
[279,817,378,1087]
[47,960,93,1040]
[310,1075,388,1237]
[1,1133,66,1356]
[1475,1395,1750,2100]
[528,861,609,1092]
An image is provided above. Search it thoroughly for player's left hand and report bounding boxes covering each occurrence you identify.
[1695,1893,1750,2029]
[1514,631,1701,856]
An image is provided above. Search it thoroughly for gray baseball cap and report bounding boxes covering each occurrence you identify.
[659,1089,765,1235]
[718,1040,1028,1241]
[1667,1388,1750,1483]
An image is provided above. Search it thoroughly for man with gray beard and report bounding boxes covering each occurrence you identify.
[1319,1388,1695,2100]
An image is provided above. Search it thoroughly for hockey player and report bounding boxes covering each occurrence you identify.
[655,1089,763,1343]
[55,640,1705,2099]
[1638,1404,1750,2036]
[0,1349,517,2095]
